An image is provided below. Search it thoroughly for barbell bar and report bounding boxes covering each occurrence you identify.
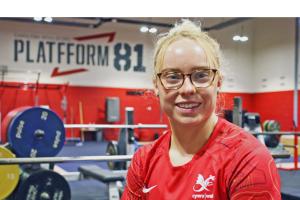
[64,124,168,129]
[0,155,133,165]
[251,132,300,135]
[0,151,290,164]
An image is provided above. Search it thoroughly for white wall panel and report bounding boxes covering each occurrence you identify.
[210,20,254,93]
[253,18,295,93]
[0,20,160,89]
[0,18,297,93]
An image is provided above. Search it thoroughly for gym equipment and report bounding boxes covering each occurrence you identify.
[243,113,262,132]
[243,112,266,145]
[1,106,29,144]
[251,132,300,136]
[242,112,291,158]
[232,97,243,127]
[2,107,65,157]
[64,121,166,170]
[106,107,137,170]
[264,134,280,148]
[10,168,71,200]
[64,124,167,129]
[263,120,281,131]
[251,132,296,159]
[0,146,20,199]
[106,141,124,170]
[106,97,120,123]
[79,165,126,200]
[262,120,281,148]
[0,155,133,165]
[243,112,282,148]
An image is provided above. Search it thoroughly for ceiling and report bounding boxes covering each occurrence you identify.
[0,17,252,31]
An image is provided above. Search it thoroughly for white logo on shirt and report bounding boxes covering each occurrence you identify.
[193,174,215,192]
[142,185,157,193]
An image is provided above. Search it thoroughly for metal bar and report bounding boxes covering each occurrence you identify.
[294,17,299,130]
[0,17,92,28]
[114,18,173,28]
[204,18,252,31]
[0,155,133,165]
[251,132,300,135]
[294,17,300,170]
[0,152,285,164]
[64,124,168,129]
[0,17,252,31]
[283,144,297,148]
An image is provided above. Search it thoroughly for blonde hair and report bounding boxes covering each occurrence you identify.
[153,19,222,76]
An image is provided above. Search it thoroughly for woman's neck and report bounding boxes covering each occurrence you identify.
[169,114,218,155]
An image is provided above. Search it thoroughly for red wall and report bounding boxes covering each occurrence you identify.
[219,92,254,111]
[1,82,299,143]
[252,91,300,131]
[0,83,168,142]
[221,91,300,131]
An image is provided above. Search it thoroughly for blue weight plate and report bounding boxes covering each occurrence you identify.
[7,107,65,157]
[15,170,71,200]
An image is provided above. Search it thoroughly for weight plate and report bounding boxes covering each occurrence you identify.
[7,107,65,157]
[0,146,20,199]
[267,120,280,132]
[262,120,270,132]
[15,169,71,200]
[1,107,29,144]
[106,141,119,170]
[264,134,280,148]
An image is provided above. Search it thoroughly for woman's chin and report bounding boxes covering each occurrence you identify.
[172,115,205,126]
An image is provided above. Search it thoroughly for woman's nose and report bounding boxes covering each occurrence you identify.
[178,76,196,95]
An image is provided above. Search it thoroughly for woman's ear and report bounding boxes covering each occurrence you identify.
[217,79,222,88]
[216,74,222,94]
[217,73,223,88]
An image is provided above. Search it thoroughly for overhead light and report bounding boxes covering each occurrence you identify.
[140,26,149,33]
[233,25,248,43]
[44,17,53,23]
[149,27,158,33]
[232,35,240,41]
[232,35,248,42]
[240,36,248,42]
[33,17,43,22]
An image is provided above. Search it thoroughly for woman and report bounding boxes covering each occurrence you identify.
[122,20,281,199]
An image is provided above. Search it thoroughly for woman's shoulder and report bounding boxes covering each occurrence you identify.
[217,118,270,154]
[132,130,170,163]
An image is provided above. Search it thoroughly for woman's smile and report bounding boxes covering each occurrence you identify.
[175,101,202,114]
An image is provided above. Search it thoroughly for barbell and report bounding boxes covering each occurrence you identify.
[251,132,300,135]
[64,124,168,129]
[0,106,163,198]
[1,107,168,158]
[0,154,133,165]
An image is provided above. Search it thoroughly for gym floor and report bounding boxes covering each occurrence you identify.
[56,141,300,200]
[57,141,110,200]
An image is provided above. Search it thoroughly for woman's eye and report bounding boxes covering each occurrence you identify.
[194,72,209,79]
[166,73,181,80]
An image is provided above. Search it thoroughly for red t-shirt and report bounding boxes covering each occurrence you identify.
[122,118,281,200]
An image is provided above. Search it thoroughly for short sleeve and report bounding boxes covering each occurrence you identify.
[121,148,146,200]
[228,145,281,200]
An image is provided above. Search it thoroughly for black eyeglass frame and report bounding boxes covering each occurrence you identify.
[156,69,218,90]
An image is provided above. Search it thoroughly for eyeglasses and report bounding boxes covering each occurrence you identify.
[156,69,218,90]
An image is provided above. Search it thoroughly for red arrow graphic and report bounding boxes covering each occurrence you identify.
[51,67,88,77]
[73,32,116,42]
